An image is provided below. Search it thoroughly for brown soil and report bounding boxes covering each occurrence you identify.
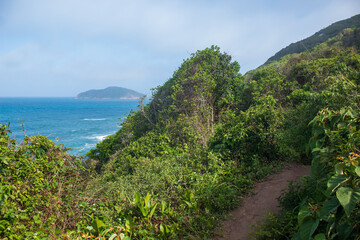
[213,162,311,240]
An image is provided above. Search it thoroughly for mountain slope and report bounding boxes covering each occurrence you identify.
[265,14,360,64]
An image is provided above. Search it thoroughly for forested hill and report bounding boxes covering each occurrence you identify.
[265,14,360,64]
[76,86,144,99]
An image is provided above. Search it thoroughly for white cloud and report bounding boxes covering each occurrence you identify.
[0,0,359,96]
[4,0,359,53]
[0,44,44,71]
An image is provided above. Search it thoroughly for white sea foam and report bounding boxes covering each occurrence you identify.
[83,118,107,121]
[78,143,97,153]
[85,135,109,141]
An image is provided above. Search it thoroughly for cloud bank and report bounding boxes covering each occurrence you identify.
[0,0,359,96]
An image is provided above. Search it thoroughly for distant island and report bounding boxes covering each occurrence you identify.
[76,86,144,99]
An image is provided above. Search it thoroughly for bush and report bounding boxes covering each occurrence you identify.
[0,124,92,239]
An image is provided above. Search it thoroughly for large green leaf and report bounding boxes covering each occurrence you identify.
[133,192,141,204]
[336,187,360,216]
[355,166,360,177]
[92,218,105,234]
[298,206,312,224]
[313,233,326,240]
[139,205,148,217]
[337,222,352,240]
[299,216,319,240]
[320,198,340,220]
[326,175,349,194]
[148,203,158,220]
[144,192,151,208]
[291,232,301,240]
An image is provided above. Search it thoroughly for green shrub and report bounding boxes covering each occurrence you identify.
[209,95,284,164]
[0,124,92,239]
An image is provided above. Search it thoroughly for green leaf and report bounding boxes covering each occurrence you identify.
[144,193,151,208]
[148,203,158,219]
[160,223,164,233]
[184,200,192,209]
[337,222,352,240]
[160,223,169,234]
[298,206,312,225]
[314,233,326,240]
[327,175,349,194]
[2,157,9,165]
[188,191,194,201]
[311,159,322,176]
[337,122,346,129]
[139,205,148,217]
[291,232,301,240]
[0,220,9,231]
[161,200,167,212]
[355,166,360,177]
[299,216,319,240]
[336,187,360,216]
[125,217,134,232]
[134,192,140,204]
[114,205,122,214]
[320,198,340,220]
[312,147,321,153]
[334,163,345,175]
[92,218,105,234]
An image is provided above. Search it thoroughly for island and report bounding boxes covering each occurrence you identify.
[76,86,144,99]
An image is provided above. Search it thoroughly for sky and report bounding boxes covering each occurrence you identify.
[0,0,359,97]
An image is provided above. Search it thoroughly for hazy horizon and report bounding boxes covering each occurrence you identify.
[0,0,359,97]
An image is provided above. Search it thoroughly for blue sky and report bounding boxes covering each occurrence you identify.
[0,0,359,97]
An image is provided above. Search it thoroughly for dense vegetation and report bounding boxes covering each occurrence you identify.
[252,27,360,239]
[1,18,360,239]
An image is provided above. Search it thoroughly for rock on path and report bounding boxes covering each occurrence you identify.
[214,162,311,240]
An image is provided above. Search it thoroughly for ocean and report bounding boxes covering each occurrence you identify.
[0,98,139,155]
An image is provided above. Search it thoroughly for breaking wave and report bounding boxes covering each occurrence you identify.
[83,118,107,121]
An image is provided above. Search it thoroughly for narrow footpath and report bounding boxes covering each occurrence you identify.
[214,162,311,240]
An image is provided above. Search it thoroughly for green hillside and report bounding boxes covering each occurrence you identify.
[1,18,360,239]
[265,14,360,64]
[247,28,360,239]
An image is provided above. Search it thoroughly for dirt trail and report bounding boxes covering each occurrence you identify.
[214,162,311,240]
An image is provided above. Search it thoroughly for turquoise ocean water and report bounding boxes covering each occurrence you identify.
[0,98,139,155]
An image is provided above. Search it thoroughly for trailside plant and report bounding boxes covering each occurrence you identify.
[0,124,92,239]
[242,27,360,240]
[292,107,360,240]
